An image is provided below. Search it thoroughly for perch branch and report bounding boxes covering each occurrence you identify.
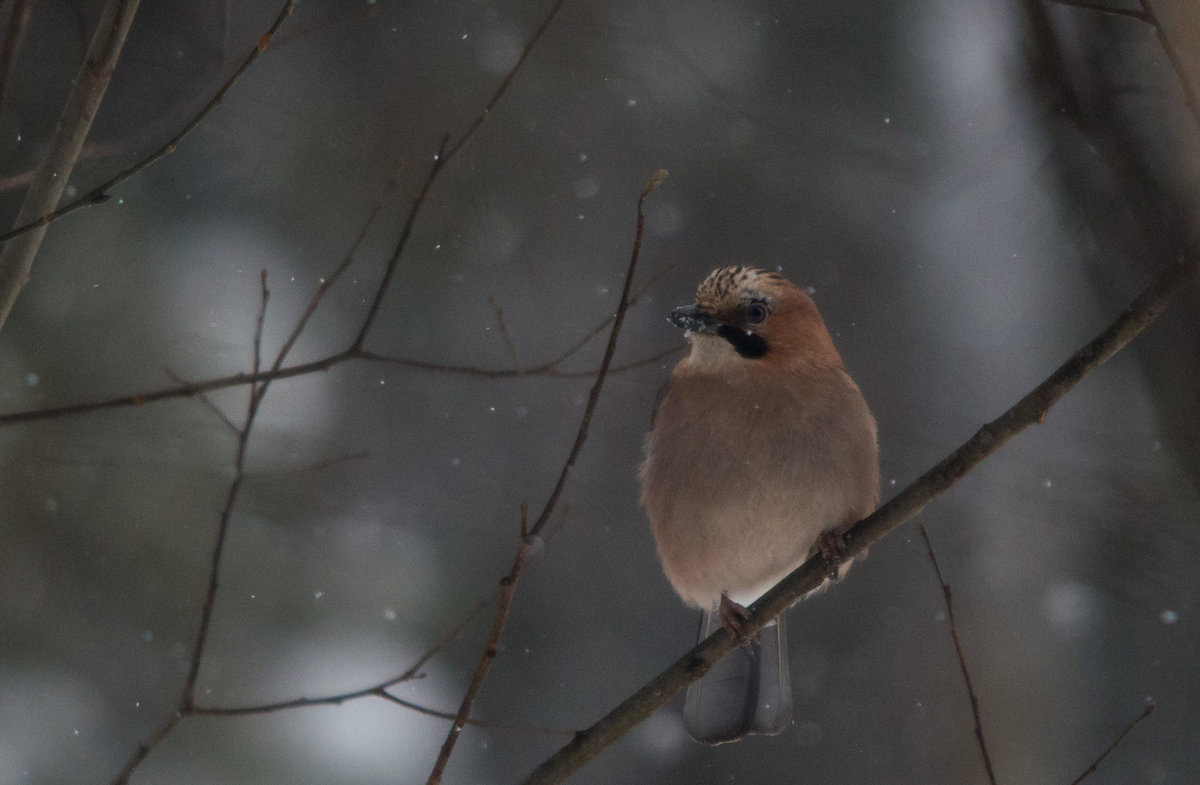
[519,257,1197,785]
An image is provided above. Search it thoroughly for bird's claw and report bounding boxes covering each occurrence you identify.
[819,531,850,581]
[718,592,752,646]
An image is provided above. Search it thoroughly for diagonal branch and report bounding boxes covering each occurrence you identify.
[0,0,142,330]
[424,169,668,785]
[0,342,679,427]
[0,0,33,120]
[351,0,566,350]
[180,272,272,709]
[0,1,295,251]
[519,257,1198,785]
[1138,0,1200,131]
[442,0,566,162]
[1044,0,1151,22]
[426,510,536,785]
[920,524,999,785]
[1067,700,1156,785]
[526,169,669,541]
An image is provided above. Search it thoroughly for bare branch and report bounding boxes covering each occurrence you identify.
[519,257,1198,785]
[375,692,575,739]
[180,276,274,711]
[276,159,405,368]
[352,0,565,349]
[526,169,668,541]
[0,0,33,118]
[524,257,679,372]
[107,713,183,785]
[189,591,496,715]
[0,352,353,427]
[919,524,999,785]
[241,451,371,480]
[165,367,241,434]
[0,1,295,251]
[1044,0,1151,22]
[425,169,667,783]
[0,341,678,428]
[251,271,270,393]
[0,0,141,330]
[489,295,524,372]
[426,509,536,785]
[442,0,566,162]
[1067,700,1156,785]
[548,345,682,379]
[1139,0,1200,130]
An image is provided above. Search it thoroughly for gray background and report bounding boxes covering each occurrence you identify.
[2,1,1199,783]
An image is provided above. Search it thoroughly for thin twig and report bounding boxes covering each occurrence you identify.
[0,0,32,119]
[107,713,183,785]
[1066,700,1156,785]
[165,367,241,433]
[351,136,449,349]
[919,524,999,785]
[527,169,668,541]
[0,0,295,250]
[251,271,269,392]
[521,254,680,370]
[191,683,405,716]
[352,0,565,349]
[0,342,679,427]
[442,0,565,162]
[241,450,371,480]
[0,351,354,426]
[0,227,670,429]
[376,692,575,738]
[360,345,681,379]
[426,507,535,785]
[548,345,681,378]
[489,295,524,372]
[189,591,495,715]
[1044,0,1151,22]
[427,170,667,784]
[99,5,565,783]
[275,158,405,369]
[1139,0,1200,130]
[519,257,1197,785]
[181,274,273,708]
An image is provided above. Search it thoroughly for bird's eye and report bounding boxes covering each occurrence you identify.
[744,302,768,325]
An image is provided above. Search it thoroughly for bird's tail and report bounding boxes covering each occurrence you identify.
[683,611,792,744]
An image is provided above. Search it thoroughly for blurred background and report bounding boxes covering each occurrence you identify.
[1,1,1198,783]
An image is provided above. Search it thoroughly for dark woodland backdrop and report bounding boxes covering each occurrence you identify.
[2,1,1199,783]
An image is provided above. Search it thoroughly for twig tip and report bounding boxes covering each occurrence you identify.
[643,169,669,196]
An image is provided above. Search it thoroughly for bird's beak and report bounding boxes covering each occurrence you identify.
[668,304,722,335]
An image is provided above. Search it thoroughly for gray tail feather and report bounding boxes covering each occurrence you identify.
[683,611,792,745]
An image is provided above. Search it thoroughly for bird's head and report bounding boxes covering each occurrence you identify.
[669,266,842,370]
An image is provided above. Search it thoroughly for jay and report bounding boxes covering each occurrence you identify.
[640,266,879,744]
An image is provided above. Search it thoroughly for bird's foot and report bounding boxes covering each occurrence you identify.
[718,592,752,646]
[819,531,850,581]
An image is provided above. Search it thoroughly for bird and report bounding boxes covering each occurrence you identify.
[639,265,879,745]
